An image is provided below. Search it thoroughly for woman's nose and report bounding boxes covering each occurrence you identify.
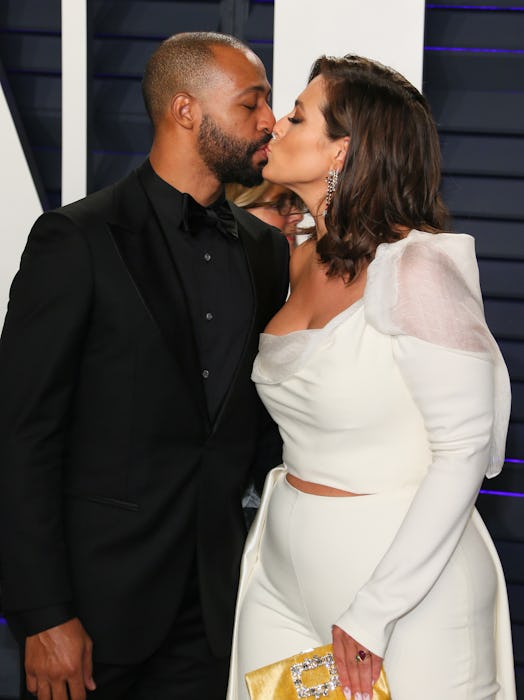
[272,115,288,139]
[287,211,304,224]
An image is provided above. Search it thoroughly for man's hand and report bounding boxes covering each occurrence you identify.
[25,618,96,700]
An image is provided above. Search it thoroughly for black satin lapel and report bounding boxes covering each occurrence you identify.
[109,219,210,428]
[210,214,278,431]
[237,221,277,333]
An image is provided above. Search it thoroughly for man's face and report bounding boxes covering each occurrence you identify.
[196,46,274,186]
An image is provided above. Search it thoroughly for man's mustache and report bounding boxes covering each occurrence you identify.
[248,133,273,155]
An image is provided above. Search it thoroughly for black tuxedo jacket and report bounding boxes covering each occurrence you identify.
[0,162,289,664]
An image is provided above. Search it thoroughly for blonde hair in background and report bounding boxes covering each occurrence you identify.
[226,181,275,208]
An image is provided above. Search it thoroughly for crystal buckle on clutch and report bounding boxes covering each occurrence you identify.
[290,651,341,698]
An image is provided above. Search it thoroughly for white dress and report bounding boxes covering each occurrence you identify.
[227,230,516,700]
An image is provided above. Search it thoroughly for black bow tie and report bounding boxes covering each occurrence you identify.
[181,193,238,239]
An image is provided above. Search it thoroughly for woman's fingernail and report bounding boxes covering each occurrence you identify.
[355,694,362,700]
[343,688,352,700]
[363,694,370,700]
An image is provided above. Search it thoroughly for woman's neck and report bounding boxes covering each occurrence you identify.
[308,213,327,239]
[296,185,326,234]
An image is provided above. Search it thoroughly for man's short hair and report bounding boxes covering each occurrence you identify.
[142,32,250,126]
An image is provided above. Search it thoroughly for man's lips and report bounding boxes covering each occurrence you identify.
[254,135,273,158]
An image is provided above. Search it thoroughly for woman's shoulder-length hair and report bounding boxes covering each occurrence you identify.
[310,54,448,281]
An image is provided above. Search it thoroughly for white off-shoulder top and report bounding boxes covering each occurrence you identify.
[251,229,511,657]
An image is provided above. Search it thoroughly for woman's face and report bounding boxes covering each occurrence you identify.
[245,183,305,235]
[263,75,346,212]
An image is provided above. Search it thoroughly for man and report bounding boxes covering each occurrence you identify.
[0,32,289,700]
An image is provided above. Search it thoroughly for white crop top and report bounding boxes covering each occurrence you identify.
[251,229,511,656]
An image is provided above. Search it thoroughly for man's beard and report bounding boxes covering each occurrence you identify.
[197,114,270,186]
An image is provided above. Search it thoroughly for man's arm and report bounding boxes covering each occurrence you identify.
[250,402,283,495]
[0,212,95,698]
[25,619,96,700]
[250,230,289,493]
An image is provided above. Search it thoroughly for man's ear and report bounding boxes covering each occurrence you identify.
[170,93,200,129]
[333,135,350,170]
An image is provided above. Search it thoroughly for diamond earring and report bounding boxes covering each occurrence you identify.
[325,169,339,209]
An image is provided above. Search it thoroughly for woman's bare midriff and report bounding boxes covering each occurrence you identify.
[286,473,366,497]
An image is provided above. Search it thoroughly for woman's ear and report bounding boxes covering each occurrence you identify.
[169,93,199,129]
[333,136,350,170]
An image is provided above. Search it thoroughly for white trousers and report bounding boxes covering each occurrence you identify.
[235,475,502,699]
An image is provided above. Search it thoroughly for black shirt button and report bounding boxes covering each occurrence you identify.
[205,312,214,321]
[204,252,212,262]
[202,369,210,379]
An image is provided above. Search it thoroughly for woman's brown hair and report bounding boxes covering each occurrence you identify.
[309,55,448,281]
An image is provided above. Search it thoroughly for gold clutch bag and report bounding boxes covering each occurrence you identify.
[245,643,390,699]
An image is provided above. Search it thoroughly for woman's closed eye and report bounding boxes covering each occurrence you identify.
[288,116,301,124]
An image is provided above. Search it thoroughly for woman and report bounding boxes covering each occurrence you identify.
[227,55,516,699]
[227,180,307,250]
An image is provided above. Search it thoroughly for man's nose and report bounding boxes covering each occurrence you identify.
[259,101,275,132]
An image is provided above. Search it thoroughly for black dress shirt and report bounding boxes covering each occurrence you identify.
[143,161,253,420]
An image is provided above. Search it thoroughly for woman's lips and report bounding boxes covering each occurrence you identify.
[256,144,270,159]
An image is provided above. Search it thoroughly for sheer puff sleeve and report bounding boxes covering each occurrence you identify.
[334,230,511,657]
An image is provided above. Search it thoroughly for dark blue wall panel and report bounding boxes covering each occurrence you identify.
[424,3,524,694]
[0,0,61,208]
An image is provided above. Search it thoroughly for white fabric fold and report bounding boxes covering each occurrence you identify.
[364,230,511,477]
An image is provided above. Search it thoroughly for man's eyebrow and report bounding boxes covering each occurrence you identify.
[238,85,271,97]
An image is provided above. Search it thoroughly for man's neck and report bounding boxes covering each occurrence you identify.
[148,145,224,207]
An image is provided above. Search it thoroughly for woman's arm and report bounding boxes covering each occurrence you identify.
[333,235,509,697]
[335,336,494,655]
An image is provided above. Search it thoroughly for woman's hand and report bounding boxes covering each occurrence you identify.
[332,625,383,700]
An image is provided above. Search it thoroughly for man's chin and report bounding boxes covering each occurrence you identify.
[252,155,268,171]
[237,162,266,187]
[232,171,264,187]
[248,173,265,186]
